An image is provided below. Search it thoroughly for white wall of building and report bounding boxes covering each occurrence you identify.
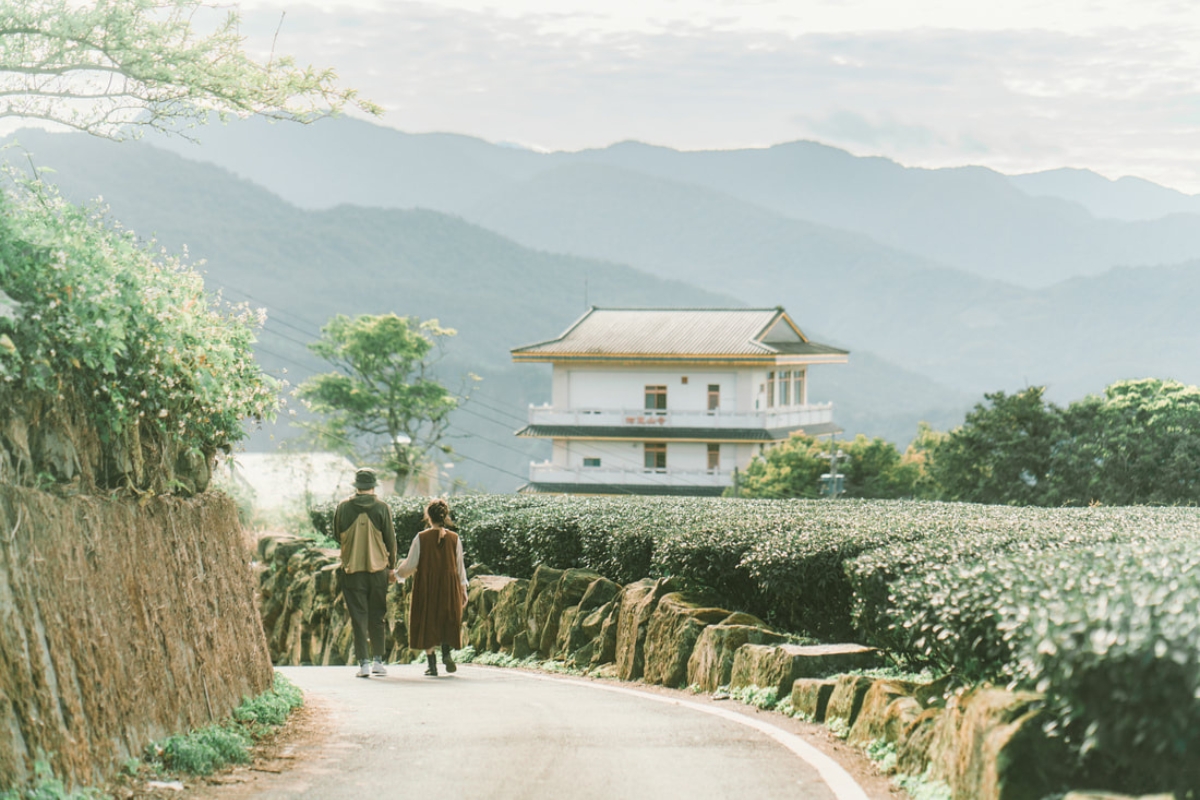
[561,367,741,413]
[543,364,814,414]
[554,439,740,474]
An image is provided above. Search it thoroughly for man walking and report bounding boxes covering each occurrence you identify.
[334,468,397,678]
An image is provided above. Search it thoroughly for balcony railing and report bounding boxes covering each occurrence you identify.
[528,462,732,487]
[526,403,833,430]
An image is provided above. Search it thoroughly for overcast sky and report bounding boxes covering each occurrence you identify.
[237,0,1200,192]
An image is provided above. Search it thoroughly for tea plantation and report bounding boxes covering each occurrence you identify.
[311,495,1200,793]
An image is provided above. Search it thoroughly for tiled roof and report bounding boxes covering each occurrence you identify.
[515,422,843,440]
[511,307,848,361]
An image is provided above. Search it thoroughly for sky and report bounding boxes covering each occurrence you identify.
[237,1,1200,192]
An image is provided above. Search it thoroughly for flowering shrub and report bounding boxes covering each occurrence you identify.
[0,175,279,491]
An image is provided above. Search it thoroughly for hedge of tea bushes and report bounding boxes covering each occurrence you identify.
[312,497,1157,637]
[312,495,917,636]
[842,505,1195,648]
[877,534,1200,795]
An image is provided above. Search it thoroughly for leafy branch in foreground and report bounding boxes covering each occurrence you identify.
[0,0,381,140]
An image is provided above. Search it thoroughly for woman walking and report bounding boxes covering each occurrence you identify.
[394,498,468,676]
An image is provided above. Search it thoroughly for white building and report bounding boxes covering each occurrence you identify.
[511,307,849,496]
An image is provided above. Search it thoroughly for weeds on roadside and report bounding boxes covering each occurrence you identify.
[145,672,303,777]
[0,761,107,800]
[725,684,779,710]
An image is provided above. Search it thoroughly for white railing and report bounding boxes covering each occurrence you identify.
[526,403,833,430]
[528,462,732,488]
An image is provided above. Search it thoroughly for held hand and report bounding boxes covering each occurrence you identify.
[388,569,398,585]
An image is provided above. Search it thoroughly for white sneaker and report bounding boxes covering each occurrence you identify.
[356,661,371,678]
[371,658,387,676]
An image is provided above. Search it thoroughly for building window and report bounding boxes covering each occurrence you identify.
[794,371,805,405]
[707,443,720,472]
[583,457,601,468]
[779,370,791,406]
[766,371,775,408]
[645,385,667,414]
[707,384,720,413]
[644,442,666,472]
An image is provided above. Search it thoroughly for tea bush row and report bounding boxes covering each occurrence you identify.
[315,495,1187,637]
[877,533,1200,795]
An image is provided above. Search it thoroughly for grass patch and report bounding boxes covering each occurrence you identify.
[145,672,303,777]
[726,684,779,710]
[894,768,952,800]
[865,738,898,774]
[0,762,106,800]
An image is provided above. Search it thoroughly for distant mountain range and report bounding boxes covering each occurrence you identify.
[145,117,1200,288]
[9,119,1200,490]
[139,118,1200,395]
[1010,168,1200,222]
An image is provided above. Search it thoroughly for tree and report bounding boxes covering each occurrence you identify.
[0,0,380,140]
[1052,379,1200,506]
[928,387,1063,505]
[295,314,470,494]
[733,432,922,499]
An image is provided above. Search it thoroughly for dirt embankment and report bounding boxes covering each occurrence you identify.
[0,485,273,791]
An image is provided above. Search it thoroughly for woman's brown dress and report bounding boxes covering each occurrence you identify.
[407,527,464,649]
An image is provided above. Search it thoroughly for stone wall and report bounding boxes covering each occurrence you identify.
[0,486,273,791]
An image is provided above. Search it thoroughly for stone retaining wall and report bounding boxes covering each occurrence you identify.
[0,486,273,791]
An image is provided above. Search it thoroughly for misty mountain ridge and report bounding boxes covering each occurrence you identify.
[144,116,1200,289]
[1010,167,1200,222]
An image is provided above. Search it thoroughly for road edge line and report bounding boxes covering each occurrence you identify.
[512,670,871,800]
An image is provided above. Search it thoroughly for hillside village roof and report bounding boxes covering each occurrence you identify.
[511,307,849,364]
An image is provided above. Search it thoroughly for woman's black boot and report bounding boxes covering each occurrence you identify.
[424,652,438,677]
[442,643,457,673]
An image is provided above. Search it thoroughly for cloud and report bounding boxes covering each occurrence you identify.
[238,3,1200,192]
[796,110,945,150]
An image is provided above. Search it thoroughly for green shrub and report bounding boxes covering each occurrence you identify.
[234,672,303,729]
[0,173,279,492]
[157,725,250,776]
[881,535,1200,795]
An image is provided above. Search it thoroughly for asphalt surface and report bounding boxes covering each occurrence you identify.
[264,664,869,800]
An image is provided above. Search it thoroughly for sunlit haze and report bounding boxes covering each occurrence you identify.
[223,1,1200,192]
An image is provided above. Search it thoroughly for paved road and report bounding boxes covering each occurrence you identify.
[263,665,869,800]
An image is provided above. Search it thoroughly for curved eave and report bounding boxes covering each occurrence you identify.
[511,352,849,366]
[515,422,842,442]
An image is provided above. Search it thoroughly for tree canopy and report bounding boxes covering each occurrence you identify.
[0,0,380,139]
[930,379,1200,506]
[733,432,925,500]
[295,314,470,494]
